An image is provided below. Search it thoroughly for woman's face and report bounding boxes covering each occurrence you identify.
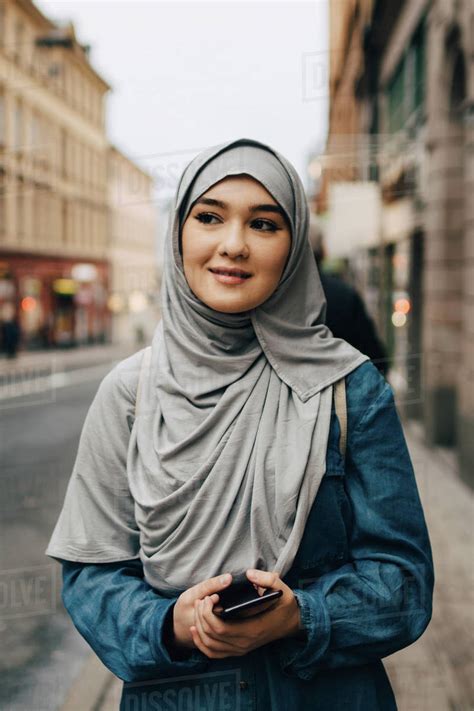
[181,175,291,314]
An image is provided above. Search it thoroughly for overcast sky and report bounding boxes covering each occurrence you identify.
[36,0,329,198]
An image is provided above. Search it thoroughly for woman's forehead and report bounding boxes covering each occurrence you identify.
[199,174,280,203]
[178,143,298,233]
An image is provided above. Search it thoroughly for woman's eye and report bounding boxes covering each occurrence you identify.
[251,218,278,232]
[194,213,278,232]
[195,212,220,225]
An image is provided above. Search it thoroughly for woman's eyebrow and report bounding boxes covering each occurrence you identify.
[195,197,286,218]
[249,204,286,218]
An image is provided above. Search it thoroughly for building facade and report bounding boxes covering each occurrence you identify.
[316,0,374,214]
[107,146,159,346]
[0,0,110,349]
[319,0,474,487]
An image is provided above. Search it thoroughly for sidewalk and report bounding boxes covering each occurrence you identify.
[59,418,474,711]
[0,343,139,401]
[384,419,474,710]
[0,343,138,377]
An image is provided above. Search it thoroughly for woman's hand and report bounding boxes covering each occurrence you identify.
[171,573,233,652]
[190,569,302,659]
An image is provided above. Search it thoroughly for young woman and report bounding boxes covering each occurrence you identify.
[46,138,434,710]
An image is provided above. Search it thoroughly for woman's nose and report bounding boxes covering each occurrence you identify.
[218,223,249,258]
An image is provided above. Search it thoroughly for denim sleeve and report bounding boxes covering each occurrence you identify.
[60,557,209,683]
[278,363,434,680]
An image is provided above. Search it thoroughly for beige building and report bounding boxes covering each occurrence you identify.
[108,146,159,346]
[318,0,474,487]
[314,0,374,216]
[0,0,110,347]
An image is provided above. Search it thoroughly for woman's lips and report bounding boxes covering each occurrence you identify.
[209,270,252,285]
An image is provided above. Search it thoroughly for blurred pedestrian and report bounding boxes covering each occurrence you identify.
[1,315,21,359]
[309,213,389,376]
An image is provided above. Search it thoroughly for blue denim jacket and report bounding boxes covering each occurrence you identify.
[59,361,434,710]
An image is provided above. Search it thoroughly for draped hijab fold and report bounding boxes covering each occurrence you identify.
[128,138,369,595]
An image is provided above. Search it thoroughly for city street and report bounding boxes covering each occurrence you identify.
[0,361,118,711]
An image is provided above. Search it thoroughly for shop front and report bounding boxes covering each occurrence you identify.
[0,252,110,353]
[383,232,424,418]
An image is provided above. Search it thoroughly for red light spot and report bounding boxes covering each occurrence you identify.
[21,296,37,312]
[394,298,410,314]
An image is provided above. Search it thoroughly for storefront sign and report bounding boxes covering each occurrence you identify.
[53,278,77,295]
[71,263,98,282]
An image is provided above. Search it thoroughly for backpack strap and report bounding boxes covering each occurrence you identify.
[135,346,152,418]
[334,377,347,461]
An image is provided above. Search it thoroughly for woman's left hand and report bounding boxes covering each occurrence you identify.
[190,569,302,659]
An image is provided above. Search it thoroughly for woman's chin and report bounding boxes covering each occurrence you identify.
[208,300,254,314]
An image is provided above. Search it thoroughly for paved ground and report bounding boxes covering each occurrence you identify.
[0,343,137,375]
[0,344,137,401]
[383,420,474,711]
[0,368,116,711]
[0,347,137,711]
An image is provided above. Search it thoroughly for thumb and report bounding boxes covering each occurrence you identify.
[246,569,280,590]
[194,573,233,599]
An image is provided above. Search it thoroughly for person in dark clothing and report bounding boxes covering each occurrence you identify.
[309,214,389,376]
[1,317,21,359]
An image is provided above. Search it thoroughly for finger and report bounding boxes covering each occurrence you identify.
[199,597,219,637]
[190,626,209,656]
[203,597,242,638]
[194,602,240,654]
[200,597,234,644]
[194,599,214,648]
[246,569,280,589]
[202,599,250,652]
[190,627,228,659]
[193,573,233,600]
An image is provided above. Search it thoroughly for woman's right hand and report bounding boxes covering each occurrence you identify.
[171,573,233,652]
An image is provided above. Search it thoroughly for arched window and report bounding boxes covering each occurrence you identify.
[449,49,466,121]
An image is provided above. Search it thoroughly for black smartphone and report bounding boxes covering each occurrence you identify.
[214,572,282,620]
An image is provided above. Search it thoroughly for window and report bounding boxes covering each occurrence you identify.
[387,60,405,133]
[61,198,68,244]
[61,128,67,178]
[14,20,24,64]
[14,101,23,150]
[0,173,5,237]
[449,50,466,119]
[412,22,426,113]
[0,4,5,50]
[0,91,5,146]
[385,17,426,133]
[16,179,24,239]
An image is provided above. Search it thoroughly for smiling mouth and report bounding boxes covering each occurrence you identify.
[208,268,252,285]
[209,268,252,278]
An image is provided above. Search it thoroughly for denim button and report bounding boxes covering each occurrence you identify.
[239,680,249,690]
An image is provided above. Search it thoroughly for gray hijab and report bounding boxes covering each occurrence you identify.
[128,137,369,595]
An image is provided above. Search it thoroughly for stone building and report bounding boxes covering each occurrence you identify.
[318,0,473,487]
[0,0,110,348]
[107,146,159,347]
[316,0,374,214]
